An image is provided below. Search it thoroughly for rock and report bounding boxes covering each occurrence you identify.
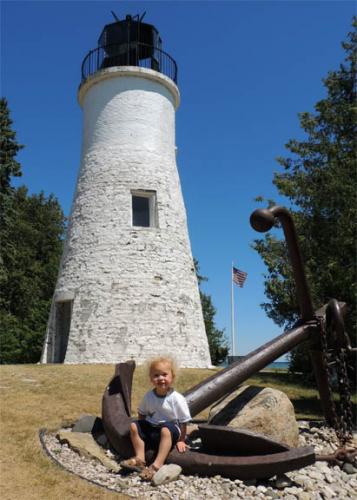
[307,469,324,481]
[57,429,120,472]
[300,478,314,490]
[257,485,267,493]
[297,493,311,500]
[72,414,104,435]
[151,464,182,486]
[342,462,357,475]
[349,478,357,487]
[266,487,280,499]
[209,385,299,447]
[321,485,336,498]
[315,462,330,473]
[243,479,257,486]
[222,483,233,493]
[42,420,356,499]
[293,473,307,486]
[275,473,293,489]
[324,473,335,484]
[95,432,110,449]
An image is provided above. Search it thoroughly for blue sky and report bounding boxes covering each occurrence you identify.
[1,1,354,359]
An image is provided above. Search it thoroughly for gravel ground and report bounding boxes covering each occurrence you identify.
[42,422,357,499]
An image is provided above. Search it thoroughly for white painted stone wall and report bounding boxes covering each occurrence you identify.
[41,67,211,368]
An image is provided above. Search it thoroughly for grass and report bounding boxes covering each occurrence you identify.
[0,363,214,500]
[1,364,355,499]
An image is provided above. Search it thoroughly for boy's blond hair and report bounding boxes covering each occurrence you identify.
[148,356,178,380]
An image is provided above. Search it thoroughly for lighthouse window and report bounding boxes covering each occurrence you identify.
[132,191,157,227]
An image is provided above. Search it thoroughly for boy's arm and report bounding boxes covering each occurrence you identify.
[176,423,188,453]
[137,392,147,419]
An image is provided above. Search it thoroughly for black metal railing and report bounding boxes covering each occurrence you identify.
[81,42,177,84]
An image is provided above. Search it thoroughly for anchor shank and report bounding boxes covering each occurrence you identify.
[185,321,315,417]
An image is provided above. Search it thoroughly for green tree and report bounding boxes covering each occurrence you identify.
[253,20,357,378]
[0,97,22,321]
[0,97,23,193]
[0,98,24,278]
[195,259,228,365]
[0,99,65,363]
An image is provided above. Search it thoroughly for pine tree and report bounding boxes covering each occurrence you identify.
[0,99,65,363]
[0,97,23,315]
[0,97,23,193]
[253,19,357,379]
[195,259,228,365]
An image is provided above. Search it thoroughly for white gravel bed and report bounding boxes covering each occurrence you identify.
[42,422,357,499]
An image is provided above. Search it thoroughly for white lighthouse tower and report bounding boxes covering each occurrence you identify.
[41,14,211,367]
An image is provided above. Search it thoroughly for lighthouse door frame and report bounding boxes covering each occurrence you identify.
[53,298,73,363]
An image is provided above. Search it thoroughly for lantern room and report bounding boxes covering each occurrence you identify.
[81,12,177,83]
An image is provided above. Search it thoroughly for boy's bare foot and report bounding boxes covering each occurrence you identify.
[120,457,146,472]
[140,464,160,481]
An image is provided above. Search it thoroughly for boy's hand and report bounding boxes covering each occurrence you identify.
[176,441,187,453]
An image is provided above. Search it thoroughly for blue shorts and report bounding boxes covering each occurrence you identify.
[134,420,180,450]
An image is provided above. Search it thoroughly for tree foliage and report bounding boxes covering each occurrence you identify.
[0,99,65,364]
[0,98,23,192]
[253,20,357,378]
[195,259,228,365]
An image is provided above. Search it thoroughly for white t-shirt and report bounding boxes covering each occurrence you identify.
[138,389,191,426]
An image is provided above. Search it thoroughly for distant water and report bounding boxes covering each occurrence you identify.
[220,359,289,370]
[265,361,289,370]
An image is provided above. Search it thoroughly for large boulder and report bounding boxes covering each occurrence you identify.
[208,385,299,448]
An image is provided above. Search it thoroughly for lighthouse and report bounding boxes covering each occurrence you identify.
[41,13,211,367]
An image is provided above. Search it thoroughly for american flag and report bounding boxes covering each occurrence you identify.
[232,266,247,288]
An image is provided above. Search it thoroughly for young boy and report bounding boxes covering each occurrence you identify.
[120,356,191,480]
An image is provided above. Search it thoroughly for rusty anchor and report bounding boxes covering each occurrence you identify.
[102,206,355,479]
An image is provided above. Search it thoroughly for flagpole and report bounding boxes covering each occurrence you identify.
[231,261,235,358]
[231,265,247,362]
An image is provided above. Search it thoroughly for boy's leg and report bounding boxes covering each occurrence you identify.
[152,427,172,469]
[130,422,145,462]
